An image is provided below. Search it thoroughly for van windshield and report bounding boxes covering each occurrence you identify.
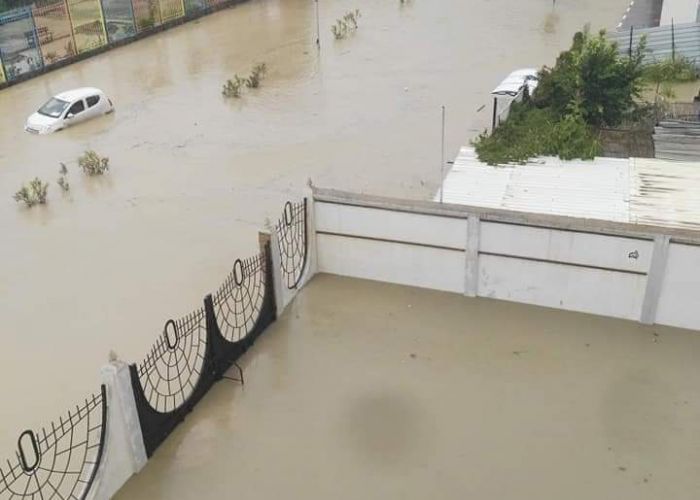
[38,98,70,118]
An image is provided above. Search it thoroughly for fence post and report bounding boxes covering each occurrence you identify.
[464,215,480,297]
[672,18,676,61]
[96,0,109,46]
[88,361,148,500]
[640,234,671,325]
[0,48,7,83]
[491,97,497,133]
[628,25,633,58]
[28,7,44,70]
[267,220,287,313]
[63,0,78,56]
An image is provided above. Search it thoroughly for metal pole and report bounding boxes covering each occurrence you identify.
[315,0,320,48]
[672,18,676,61]
[628,25,633,58]
[439,105,446,204]
[491,97,497,133]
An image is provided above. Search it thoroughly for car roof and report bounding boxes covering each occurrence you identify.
[54,87,105,102]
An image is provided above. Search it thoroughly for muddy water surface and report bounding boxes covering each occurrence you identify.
[0,0,631,456]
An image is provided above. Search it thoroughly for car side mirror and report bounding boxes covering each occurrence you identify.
[66,113,74,119]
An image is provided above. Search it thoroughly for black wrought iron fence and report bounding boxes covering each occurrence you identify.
[130,199,305,457]
[276,198,308,289]
[1,198,309,490]
[0,385,107,500]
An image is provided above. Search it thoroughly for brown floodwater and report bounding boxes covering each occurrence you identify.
[0,0,632,458]
[115,275,700,499]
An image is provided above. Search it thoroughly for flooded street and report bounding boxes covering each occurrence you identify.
[0,0,632,458]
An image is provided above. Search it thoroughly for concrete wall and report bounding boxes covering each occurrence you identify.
[313,188,700,331]
[656,242,700,329]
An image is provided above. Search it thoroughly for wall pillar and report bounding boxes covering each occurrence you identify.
[88,361,148,500]
[640,235,671,325]
[464,214,480,297]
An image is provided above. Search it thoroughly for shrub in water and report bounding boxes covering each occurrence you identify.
[78,150,110,175]
[14,178,49,207]
[246,63,267,89]
[223,75,246,98]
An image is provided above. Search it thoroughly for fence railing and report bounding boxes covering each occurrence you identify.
[609,21,700,68]
[0,0,246,87]
[0,197,309,498]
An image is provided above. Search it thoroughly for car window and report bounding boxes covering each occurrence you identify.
[86,95,100,108]
[38,98,70,118]
[68,100,85,116]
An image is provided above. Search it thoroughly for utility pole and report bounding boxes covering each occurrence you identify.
[315,0,321,49]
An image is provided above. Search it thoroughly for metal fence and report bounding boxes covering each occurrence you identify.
[610,21,700,67]
[0,386,107,500]
[0,0,246,86]
[0,7,42,81]
[0,198,309,497]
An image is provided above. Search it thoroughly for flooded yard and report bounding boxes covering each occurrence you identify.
[1,0,633,459]
[116,275,700,500]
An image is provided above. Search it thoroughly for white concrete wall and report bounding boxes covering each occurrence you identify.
[478,222,651,321]
[313,196,700,331]
[478,254,647,321]
[318,233,465,293]
[655,242,700,330]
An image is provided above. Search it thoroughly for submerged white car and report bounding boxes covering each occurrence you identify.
[25,87,114,134]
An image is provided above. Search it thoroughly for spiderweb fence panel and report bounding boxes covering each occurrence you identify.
[275,198,308,289]
[0,386,107,500]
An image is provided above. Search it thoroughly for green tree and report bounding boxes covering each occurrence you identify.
[533,27,646,127]
[474,26,646,164]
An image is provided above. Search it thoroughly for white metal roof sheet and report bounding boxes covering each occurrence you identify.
[491,68,539,96]
[438,147,700,231]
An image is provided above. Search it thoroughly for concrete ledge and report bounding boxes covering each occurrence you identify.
[311,186,700,245]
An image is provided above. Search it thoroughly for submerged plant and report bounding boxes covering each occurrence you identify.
[223,63,268,97]
[331,10,361,40]
[78,150,110,175]
[246,63,267,89]
[344,9,360,29]
[223,75,246,98]
[57,175,70,193]
[14,177,49,207]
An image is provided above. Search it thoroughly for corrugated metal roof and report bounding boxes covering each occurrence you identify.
[630,157,700,229]
[438,147,700,231]
[492,68,539,96]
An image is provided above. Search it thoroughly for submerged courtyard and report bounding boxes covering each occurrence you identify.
[115,275,700,500]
